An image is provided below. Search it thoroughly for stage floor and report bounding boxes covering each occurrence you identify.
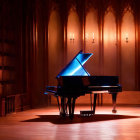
[0,105,140,140]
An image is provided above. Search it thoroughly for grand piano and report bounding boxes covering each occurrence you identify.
[45,50,122,119]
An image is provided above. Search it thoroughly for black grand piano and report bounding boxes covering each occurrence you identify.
[45,50,122,119]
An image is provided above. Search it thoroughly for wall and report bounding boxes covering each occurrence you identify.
[47,0,140,106]
[67,8,82,62]
[85,8,100,75]
[121,10,135,90]
[103,9,117,76]
[48,10,64,86]
[1,0,140,109]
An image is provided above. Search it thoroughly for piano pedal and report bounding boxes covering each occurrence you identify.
[60,112,66,118]
[69,114,74,120]
[112,109,117,113]
[80,111,95,117]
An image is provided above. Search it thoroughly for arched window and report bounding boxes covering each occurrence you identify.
[67,7,81,62]
[121,6,135,90]
[103,7,117,76]
[85,8,99,75]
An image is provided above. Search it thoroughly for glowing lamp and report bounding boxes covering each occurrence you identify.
[92,32,95,43]
[125,33,128,43]
[70,33,75,41]
[85,33,89,39]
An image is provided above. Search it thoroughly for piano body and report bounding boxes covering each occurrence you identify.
[45,50,122,118]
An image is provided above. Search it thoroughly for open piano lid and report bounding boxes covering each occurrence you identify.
[57,50,93,78]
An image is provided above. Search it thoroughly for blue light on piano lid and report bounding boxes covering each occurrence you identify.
[44,92,48,95]
[60,59,89,76]
[73,65,90,76]
[101,85,118,87]
[76,53,93,65]
[101,86,112,87]
[57,51,93,77]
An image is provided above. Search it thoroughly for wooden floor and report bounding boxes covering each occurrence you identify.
[0,105,140,140]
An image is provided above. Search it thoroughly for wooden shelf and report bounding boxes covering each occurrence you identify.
[0,39,15,44]
[0,66,15,70]
[0,80,15,84]
[0,52,15,57]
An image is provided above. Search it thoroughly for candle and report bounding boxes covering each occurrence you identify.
[126,33,128,43]
[93,32,94,40]
[72,33,75,40]
[70,33,72,40]
[85,33,88,39]
[92,32,95,43]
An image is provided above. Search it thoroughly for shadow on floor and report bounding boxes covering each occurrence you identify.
[22,114,140,124]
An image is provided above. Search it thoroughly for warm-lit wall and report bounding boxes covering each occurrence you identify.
[121,10,135,90]
[50,5,139,106]
[48,10,64,86]
[85,8,100,75]
[31,0,140,107]
[0,57,2,66]
[48,9,65,104]
[0,56,2,95]
[67,8,82,62]
[21,0,140,107]
[0,48,3,96]
[103,10,117,76]
[0,69,2,95]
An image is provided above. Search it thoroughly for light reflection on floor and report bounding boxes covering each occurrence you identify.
[0,106,140,140]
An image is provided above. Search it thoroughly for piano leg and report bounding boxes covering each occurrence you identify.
[90,93,93,110]
[68,98,72,116]
[111,93,118,113]
[60,97,66,117]
[56,96,60,112]
[72,98,76,117]
[97,94,100,106]
[68,97,76,119]
[93,94,97,114]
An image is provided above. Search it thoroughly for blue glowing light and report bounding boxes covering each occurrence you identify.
[57,50,93,78]
[44,92,48,95]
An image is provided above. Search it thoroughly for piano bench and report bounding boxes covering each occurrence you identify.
[80,110,95,117]
[112,109,117,113]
